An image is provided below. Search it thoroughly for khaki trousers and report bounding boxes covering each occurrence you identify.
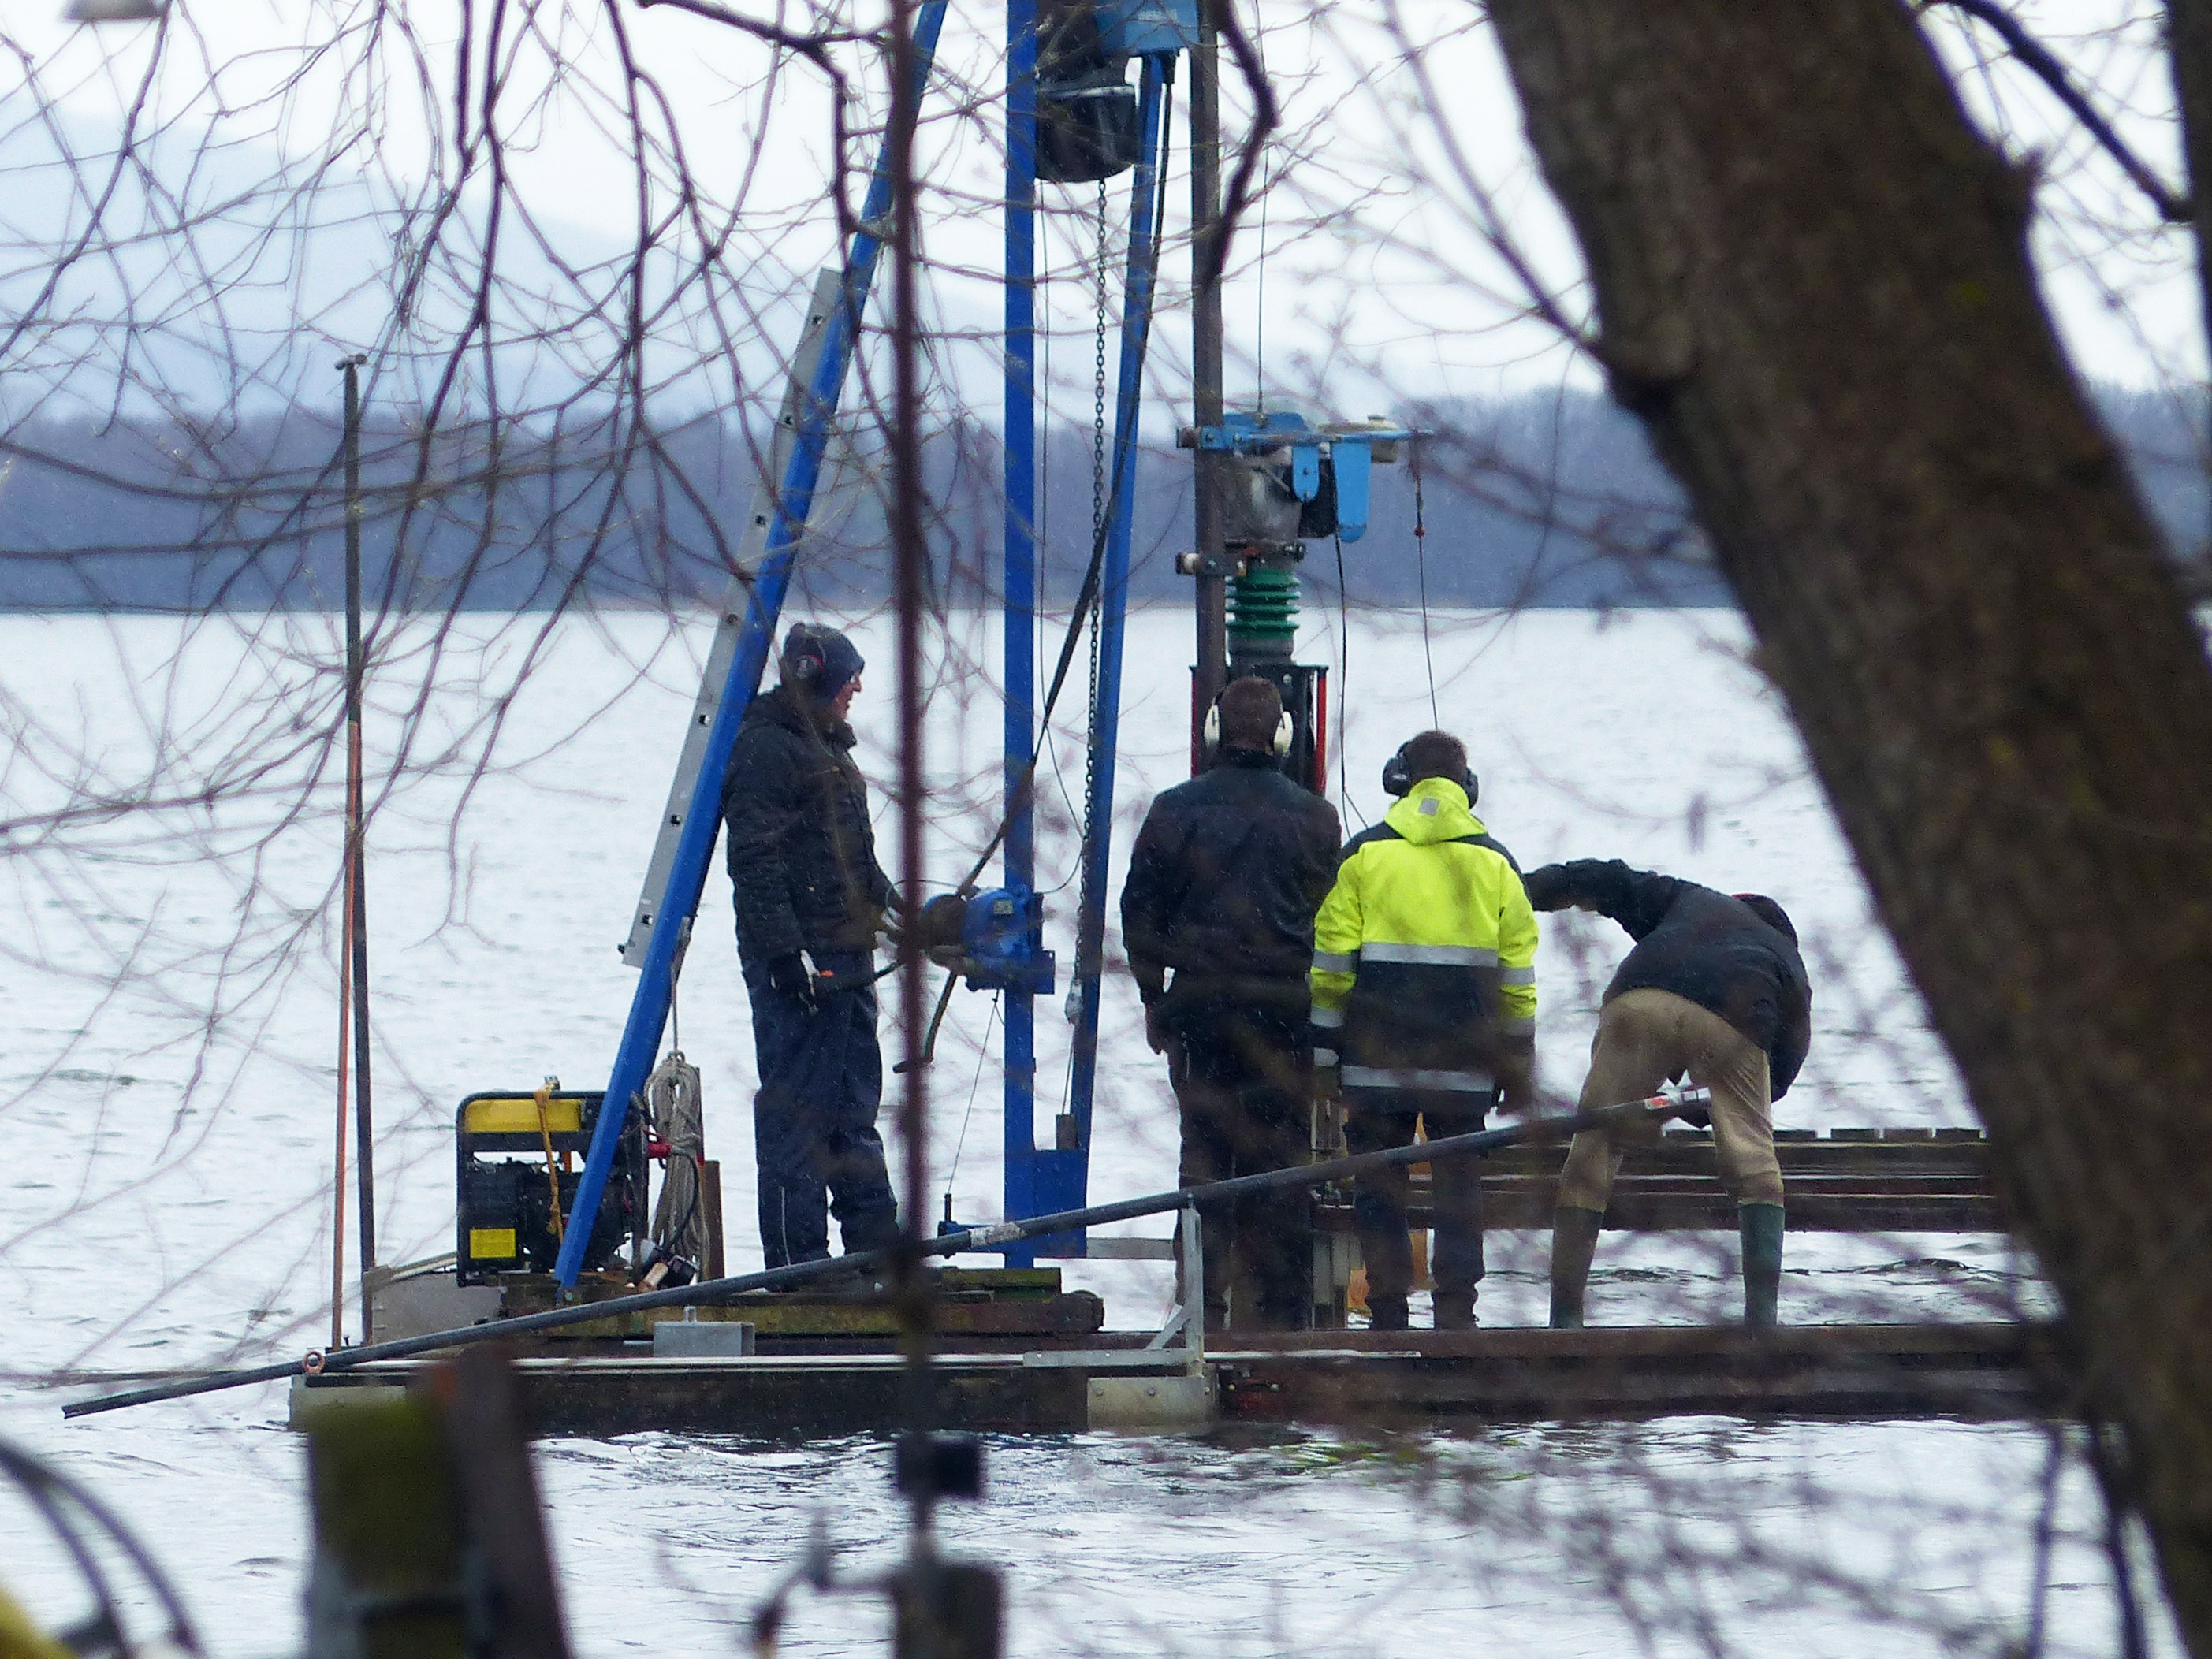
[1557,988,1784,1211]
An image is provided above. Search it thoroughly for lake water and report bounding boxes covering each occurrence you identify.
[0,605,2166,1656]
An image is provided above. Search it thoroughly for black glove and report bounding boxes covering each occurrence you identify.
[1143,1002,1171,1055]
[767,951,818,1014]
[1521,864,1570,911]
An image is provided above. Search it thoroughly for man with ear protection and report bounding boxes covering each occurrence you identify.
[1120,676,1342,1330]
[721,622,902,1270]
[1309,730,1536,1330]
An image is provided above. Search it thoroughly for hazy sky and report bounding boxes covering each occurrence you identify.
[8,0,2201,420]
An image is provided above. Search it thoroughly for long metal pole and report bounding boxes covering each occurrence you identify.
[1001,0,1041,1268]
[330,870,349,1349]
[553,0,951,1289]
[342,354,375,1292]
[1066,58,1171,1207]
[886,0,938,1531]
[1189,0,1229,768]
[65,1092,1704,1419]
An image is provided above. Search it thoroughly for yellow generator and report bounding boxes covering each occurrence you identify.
[454,1088,646,1285]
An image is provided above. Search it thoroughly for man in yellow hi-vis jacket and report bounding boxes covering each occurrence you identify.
[1310,730,1537,1330]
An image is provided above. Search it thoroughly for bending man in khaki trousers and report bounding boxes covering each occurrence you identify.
[1521,861,1812,1328]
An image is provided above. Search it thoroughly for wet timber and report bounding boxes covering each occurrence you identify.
[291,1322,2076,1438]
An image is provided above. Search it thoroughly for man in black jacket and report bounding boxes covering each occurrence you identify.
[1120,678,1342,1329]
[1522,859,1812,1329]
[722,623,900,1269]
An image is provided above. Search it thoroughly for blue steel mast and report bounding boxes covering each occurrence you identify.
[1059,55,1171,1242]
[1001,0,1042,1271]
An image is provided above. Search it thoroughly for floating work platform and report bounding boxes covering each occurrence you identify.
[313,1124,2028,1440]
[291,1321,2075,1438]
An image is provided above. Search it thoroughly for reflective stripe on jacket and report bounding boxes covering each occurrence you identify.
[1310,778,1536,1095]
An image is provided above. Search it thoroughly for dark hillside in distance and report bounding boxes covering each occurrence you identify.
[0,386,2199,612]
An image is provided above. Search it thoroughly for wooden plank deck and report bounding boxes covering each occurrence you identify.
[290,1321,2073,1438]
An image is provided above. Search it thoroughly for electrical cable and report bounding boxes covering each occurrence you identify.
[1036,722,1086,895]
[941,993,1000,1203]
[1412,438,1438,726]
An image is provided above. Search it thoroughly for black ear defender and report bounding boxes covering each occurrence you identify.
[783,625,826,684]
[1201,696,1294,757]
[1381,741,1478,803]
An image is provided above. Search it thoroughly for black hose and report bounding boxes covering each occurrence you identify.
[62,1089,1701,1420]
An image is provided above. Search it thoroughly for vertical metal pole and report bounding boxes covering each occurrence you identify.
[330,879,350,1348]
[1189,0,1229,771]
[1002,0,1040,1266]
[1179,1200,1206,1374]
[342,355,376,1289]
[887,0,943,1544]
[554,2,952,1289]
[1066,59,1169,1177]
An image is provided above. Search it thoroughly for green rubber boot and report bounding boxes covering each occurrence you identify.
[1740,1202,1785,1329]
[1548,1207,1604,1330]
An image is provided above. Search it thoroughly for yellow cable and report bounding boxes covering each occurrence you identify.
[535,1083,566,1244]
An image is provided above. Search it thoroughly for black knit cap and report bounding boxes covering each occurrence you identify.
[781,623,865,702]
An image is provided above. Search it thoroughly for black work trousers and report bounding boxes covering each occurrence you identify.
[1166,986,1313,1331]
[1345,1089,1491,1305]
[745,949,901,1270]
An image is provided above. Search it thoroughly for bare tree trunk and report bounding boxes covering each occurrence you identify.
[1487,2,2212,1646]
[2168,0,2212,566]
[2172,1,2212,363]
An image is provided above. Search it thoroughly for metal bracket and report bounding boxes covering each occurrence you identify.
[1177,411,1416,545]
[1142,1200,1203,1375]
[1174,549,1244,578]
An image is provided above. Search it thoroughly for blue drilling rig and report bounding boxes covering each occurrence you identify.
[536,0,1410,1292]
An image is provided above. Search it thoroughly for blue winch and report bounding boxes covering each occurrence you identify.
[956,886,1056,996]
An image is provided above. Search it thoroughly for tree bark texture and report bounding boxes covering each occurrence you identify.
[2170,0,2212,385]
[1488,1,2212,1645]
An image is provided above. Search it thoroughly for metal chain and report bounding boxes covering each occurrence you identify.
[1070,181,1112,1021]
[1093,179,1109,548]
[1087,177,1108,771]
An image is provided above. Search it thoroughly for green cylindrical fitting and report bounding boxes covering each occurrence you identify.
[1227,564,1298,660]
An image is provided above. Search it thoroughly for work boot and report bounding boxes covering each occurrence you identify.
[1740,1202,1785,1329]
[1366,1294,1410,1331]
[1432,1292,1477,1331]
[1548,1207,1604,1329]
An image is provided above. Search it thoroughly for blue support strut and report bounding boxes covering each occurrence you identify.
[554,0,951,1289]
[1001,0,1041,1268]
[1054,56,1171,1252]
